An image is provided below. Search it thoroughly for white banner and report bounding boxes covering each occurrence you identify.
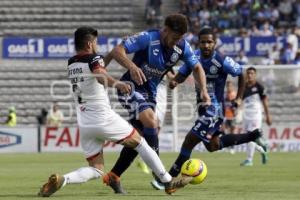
[0,127,38,153]
[263,125,300,152]
[41,126,123,152]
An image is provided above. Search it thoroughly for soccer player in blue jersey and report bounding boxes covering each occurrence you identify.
[151,27,265,189]
[168,27,265,176]
[102,13,211,193]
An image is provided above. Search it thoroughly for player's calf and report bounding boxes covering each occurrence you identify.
[218,128,262,149]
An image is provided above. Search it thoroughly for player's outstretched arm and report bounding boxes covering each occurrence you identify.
[103,51,113,67]
[192,63,211,106]
[93,68,131,94]
[110,44,146,85]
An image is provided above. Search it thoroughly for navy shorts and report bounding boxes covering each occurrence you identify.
[190,112,223,145]
[118,90,155,121]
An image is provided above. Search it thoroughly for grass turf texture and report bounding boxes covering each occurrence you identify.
[0,152,299,200]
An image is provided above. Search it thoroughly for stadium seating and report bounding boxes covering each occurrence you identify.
[0,0,299,126]
[0,59,127,125]
[0,0,133,36]
[1,58,300,125]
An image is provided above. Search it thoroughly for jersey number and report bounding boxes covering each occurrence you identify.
[72,84,82,104]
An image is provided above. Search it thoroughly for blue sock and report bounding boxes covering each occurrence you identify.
[143,127,159,155]
[169,147,192,177]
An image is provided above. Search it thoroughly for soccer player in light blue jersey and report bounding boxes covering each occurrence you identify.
[103,13,211,193]
[152,27,266,189]
[167,27,265,179]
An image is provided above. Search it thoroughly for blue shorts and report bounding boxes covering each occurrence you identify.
[118,90,156,121]
[190,112,223,145]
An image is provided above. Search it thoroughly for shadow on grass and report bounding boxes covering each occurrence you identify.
[0,194,38,198]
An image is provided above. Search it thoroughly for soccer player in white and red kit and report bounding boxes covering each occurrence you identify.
[240,67,272,166]
[38,26,192,197]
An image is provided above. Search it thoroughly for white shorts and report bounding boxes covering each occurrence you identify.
[77,104,134,159]
[156,82,167,127]
[242,111,262,132]
[242,118,262,132]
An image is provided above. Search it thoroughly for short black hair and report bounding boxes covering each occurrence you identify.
[198,26,216,40]
[74,26,98,51]
[247,66,257,73]
[164,13,188,35]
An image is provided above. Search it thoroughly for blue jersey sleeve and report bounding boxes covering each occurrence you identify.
[122,31,150,54]
[223,56,243,76]
[178,64,192,77]
[181,41,199,70]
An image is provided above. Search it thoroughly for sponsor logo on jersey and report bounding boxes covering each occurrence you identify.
[91,55,105,67]
[142,64,165,79]
[170,52,179,62]
[209,65,218,74]
[98,58,105,67]
[92,55,101,62]
[211,58,222,68]
[150,40,160,46]
[206,74,219,78]
[153,49,159,56]
[0,131,22,148]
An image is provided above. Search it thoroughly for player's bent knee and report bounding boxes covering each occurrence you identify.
[205,142,220,152]
[141,118,158,128]
[206,147,215,152]
[182,132,201,149]
[206,146,219,152]
[121,130,141,148]
[139,109,158,128]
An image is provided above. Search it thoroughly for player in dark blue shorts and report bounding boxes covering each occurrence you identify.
[102,13,211,193]
[168,27,264,177]
[152,27,264,189]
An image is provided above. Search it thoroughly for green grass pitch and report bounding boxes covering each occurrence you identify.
[0,152,299,200]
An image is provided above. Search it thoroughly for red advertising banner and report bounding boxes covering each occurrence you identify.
[41,126,123,152]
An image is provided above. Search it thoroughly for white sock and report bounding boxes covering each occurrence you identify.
[135,138,172,183]
[246,142,256,162]
[62,167,103,186]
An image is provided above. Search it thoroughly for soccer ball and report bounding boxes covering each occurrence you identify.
[180,158,208,185]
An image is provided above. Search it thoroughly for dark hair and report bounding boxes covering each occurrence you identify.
[74,26,98,51]
[164,13,188,35]
[247,66,257,73]
[198,26,216,40]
